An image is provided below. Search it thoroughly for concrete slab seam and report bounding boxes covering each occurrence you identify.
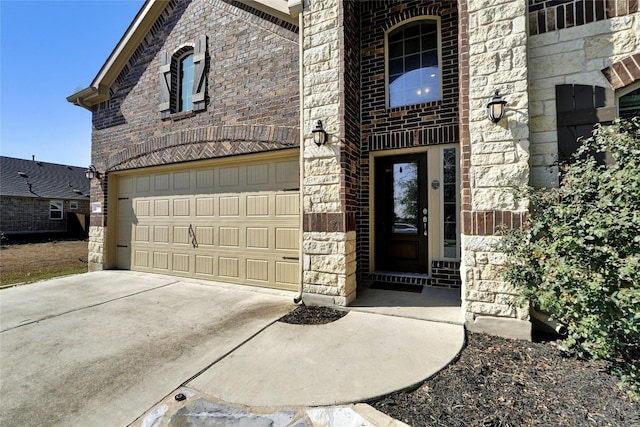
[0,280,181,334]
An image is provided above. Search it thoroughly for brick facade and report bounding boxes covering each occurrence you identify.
[87,0,300,268]
[358,0,459,280]
[529,0,638,35]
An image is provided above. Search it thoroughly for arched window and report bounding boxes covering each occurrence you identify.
[387,19,440,108]
[179,52,194,112]
[159,35,207,119]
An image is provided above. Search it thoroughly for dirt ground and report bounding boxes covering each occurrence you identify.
[281,306,639,427]
[0,237,88,287]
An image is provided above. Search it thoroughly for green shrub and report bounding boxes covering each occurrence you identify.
[499,118,640,399]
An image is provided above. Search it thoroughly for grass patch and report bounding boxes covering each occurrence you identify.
[0,240,88,288]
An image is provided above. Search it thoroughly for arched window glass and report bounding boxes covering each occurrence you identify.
[388,19,440,108]
[179,52,194,112]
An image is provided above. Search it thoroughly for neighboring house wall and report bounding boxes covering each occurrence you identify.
[87,0,299,270]
[0,197,90,235]
[528,2,640,187]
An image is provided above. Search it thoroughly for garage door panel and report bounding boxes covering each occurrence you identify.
[173,171,190,190]
[153,252,169,270]
[219,167,240,187]
[220,196,240,216]
[275,228,299,250]
[195,226,214,246]
[247,163,269,185]
[154,226,169,243]
[173,226,190,245]
[172,253,190,272]
[276,194,299,216]
[118,153,299,290]
[195,255,215,275]
[196,169,214,189]
[134,250,149,268]
[155,174,170,191]
[246,195,269,216]
[219,257,239,278]
[247,228,269,249]
[196,197,215,216]
[134,225,150,242]
[173,198,190,216]
[219,227,239,247]
[275,261,298,286]
[246,259,269,282]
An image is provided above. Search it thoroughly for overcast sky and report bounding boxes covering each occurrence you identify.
[0,0,145,167]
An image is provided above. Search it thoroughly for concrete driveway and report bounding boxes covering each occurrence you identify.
[0,271,295,426]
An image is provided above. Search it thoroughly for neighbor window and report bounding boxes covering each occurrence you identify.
[388,19,440,108]
[50,200,63,220]
[70,201,78,210]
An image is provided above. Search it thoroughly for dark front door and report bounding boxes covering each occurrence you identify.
[375,154,428,273]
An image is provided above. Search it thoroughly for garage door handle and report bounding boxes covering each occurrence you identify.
[282,256,299,260]
[188,224,198,248]
[117,244,128,248]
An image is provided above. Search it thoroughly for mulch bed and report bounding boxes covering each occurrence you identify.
[280,305,639,426]
[278,304,348,325]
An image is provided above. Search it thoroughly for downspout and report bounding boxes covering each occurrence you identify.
[294,7,305,304]
[530,307,568,337]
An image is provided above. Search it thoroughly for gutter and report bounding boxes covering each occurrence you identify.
[292,0,304,304]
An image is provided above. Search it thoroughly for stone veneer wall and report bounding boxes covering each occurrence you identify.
[461,0,532,340]
[528,12,640,187]
[301,0,356,306]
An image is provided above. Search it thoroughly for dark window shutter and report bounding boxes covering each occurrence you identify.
[159,50,172,119]
[192,35,207,112]
[555,84,615,164]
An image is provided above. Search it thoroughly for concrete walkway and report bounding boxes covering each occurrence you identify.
[0,271,464,426]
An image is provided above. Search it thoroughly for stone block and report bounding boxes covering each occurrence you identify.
[466,316,532,341]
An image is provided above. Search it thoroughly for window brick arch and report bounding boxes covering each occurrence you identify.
[601,53,640,90]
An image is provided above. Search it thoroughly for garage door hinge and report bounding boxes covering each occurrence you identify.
[282,256,299,260]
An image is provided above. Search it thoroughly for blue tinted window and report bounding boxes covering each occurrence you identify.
[388,20,440,108]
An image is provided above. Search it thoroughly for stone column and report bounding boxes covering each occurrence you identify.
[461,0,531,340]
[300,0,356,306]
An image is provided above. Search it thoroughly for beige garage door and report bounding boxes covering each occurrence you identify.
[116,154,300,291]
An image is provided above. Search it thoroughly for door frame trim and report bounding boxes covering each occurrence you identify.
[369,144,459,276]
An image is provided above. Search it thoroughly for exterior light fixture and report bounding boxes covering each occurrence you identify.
[85,165,101,180]
[487,90,507,123]
[311,120,327,146]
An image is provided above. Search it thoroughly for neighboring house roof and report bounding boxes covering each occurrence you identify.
[67,0,299,110]
[0,156,90,200]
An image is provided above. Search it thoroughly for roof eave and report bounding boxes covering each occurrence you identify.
[67,0,166,109]
[67,0,298,110]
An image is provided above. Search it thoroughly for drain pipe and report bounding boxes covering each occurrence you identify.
[294,3,305,305]
[530,308,568,337]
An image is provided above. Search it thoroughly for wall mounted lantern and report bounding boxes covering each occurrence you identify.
[487,90,507,123]
[311,120,327,146]
[85,165,101,180]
